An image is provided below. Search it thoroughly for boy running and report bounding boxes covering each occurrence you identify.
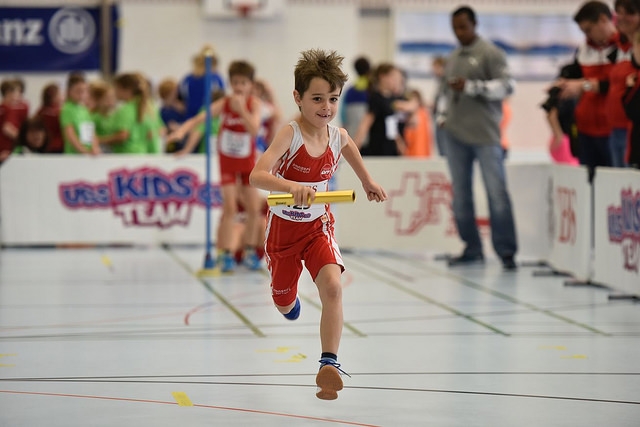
[250,49,387,400]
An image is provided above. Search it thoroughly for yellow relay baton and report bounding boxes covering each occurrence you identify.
[267,190,356,206]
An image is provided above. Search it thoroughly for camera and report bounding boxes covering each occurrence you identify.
[540,86,562,112]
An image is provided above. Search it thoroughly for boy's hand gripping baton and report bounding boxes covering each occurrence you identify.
[267,190,356,206]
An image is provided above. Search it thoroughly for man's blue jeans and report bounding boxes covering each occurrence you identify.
[443,131,518,258]
[609,127,628,168]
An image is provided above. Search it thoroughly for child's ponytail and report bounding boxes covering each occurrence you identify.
[114,72,150,123]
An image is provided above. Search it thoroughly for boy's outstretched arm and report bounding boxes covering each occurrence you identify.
[167,98,225,143]
[340,129,387,202]
[250,124,316,206]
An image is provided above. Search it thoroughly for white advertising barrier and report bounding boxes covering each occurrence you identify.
[506,163,553,260]
[593,168,640,295]
[336,158,463,252]
[0,156,222,245]
[547,164,592,280]
[336,158,550,259]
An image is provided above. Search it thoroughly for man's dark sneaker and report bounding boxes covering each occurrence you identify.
[502,255,517,271]
[447,253,485,267]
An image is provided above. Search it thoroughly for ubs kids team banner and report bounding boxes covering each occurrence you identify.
[0,5,119,72]
[0,156,222,245]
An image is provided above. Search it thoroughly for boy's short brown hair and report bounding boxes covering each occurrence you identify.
[66,71,86,91]
[294,49,348,96]
[228,60,255,81]
[0,79,19,97]
[157,78,178,100]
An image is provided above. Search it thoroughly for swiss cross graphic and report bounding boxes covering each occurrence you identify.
[385,171,457,236]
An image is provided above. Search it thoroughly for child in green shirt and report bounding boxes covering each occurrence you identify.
[60,73,100,155]
[101,73,153,154]
[89,80,118,153]
[144,101,165,154]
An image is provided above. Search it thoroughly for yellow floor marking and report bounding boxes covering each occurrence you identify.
[538,345,567,351]
[276,353,307,363]
[561,354,588,359]
[197,268,220,278]
[0,354,16,367]
[256,346,297,353]
[100,255,113,269]
[171,392,193,407]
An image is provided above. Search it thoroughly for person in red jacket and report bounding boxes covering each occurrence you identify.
[558,1,618,179]
[0,79,29,164]
[622,30,640,168]
[35,83,64,154]
[606,0,640,167]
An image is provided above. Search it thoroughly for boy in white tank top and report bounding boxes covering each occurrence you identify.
[250,49,387,400]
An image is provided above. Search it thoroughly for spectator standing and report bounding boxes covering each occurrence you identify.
[606,0,640,167]
[341,56,370,146]
[0,79,28,163]
[157,78,187,153]
[180,45,225,120]
[353,63,416,156]
[622,29,640,168]
[440,6,518,270]
[60,73,100,155]
[35,83,63,153]
[13,77,30,121]
[89,80,118,153]
[558,1,618,177]
[141,78,166,154]
[101,73,153,154]
[403,89,433,158]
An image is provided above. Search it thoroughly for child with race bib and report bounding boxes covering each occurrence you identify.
[249,49,387,400]
[60,73,100,155]
[169,61,264,272]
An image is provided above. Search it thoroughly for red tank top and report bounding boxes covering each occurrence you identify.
[217,96,256,160]
[270,121,343,222]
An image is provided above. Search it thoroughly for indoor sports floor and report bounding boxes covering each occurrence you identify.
[1,246,639,426]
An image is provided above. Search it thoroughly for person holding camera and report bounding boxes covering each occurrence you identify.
[606,0,640,167]
[622,30,640,168]
[440,6,518,271]
[557,1,618,178]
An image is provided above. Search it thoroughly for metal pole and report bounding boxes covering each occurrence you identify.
[203,48,215,269]
[100,0,112,80]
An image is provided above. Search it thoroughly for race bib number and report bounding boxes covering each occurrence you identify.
[220,130,251,158]
[270,179,329,222]
[385,115,398,140]
[79,121,95,144]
